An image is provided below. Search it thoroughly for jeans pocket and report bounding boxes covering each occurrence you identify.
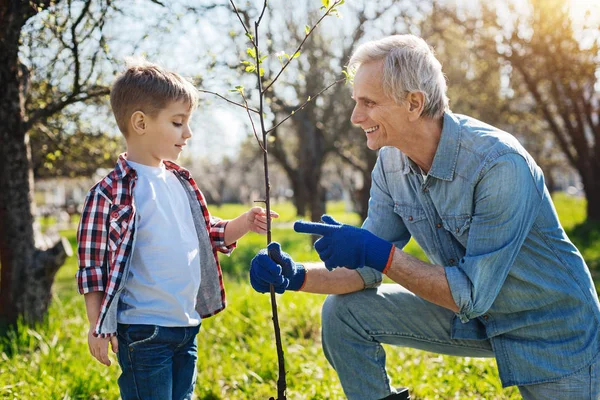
[122,324,160,347]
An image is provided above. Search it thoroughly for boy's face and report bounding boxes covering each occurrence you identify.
[130,100,193,166]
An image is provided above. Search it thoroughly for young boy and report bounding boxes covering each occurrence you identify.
[76,60,276,400]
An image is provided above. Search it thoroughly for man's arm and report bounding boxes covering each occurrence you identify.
[299,262,365,294]
[385,251,458,312]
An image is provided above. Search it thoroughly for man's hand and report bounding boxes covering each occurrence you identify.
[246,206,279,235]
[88,328,118,366]
[250,242,306,293]
[294,215,395,272]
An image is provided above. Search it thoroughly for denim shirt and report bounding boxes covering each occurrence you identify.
[358,112,600,387]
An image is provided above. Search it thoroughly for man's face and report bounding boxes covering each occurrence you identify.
[143,100,193,164]
[350,60,409,151]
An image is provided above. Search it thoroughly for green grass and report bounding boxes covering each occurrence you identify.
[1,196,598,399]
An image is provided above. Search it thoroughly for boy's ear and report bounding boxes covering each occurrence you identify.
[130,111,147,136]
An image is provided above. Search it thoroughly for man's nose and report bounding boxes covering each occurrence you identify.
[350,105,365,125]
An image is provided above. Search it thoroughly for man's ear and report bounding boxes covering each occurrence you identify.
[130,111,147,136]
[406,92,425,122]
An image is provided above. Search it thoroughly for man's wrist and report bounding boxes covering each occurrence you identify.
[288,264,307,291]
[366,236,395,273]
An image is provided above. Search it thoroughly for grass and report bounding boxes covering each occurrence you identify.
[1,196,598,399]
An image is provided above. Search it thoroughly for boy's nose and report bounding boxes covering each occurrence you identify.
[184,126,193,139]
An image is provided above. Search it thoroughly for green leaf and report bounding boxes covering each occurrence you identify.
[246,47,256,59]
[259,55,268,63]
[305,25,310,35]
[307,96,311,102]
[292,51,301,59]
[322,0,330,8]
[246,65,256,73]
[259,68,265,77]
[245,32,254,41]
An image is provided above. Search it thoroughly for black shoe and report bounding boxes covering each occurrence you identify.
[379,387,410,400]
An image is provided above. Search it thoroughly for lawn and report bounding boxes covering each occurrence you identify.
[0,195,597,399]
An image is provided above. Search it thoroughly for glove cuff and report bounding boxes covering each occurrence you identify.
[288,264,306,291]
[366,237,395,273]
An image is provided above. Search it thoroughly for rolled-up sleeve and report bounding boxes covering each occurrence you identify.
[76,189,109,294]
[445,153,544,322]
[209,217,236,255]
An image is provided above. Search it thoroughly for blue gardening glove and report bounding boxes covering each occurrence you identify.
[250,242,306,294]
[294,215,394,272]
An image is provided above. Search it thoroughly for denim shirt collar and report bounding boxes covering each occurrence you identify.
[401,112,461,181]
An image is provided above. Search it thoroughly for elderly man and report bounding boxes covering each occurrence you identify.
[250,35,600,400]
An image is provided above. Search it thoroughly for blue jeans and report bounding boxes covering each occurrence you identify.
[321,285,600,400]
[116,323,201,400]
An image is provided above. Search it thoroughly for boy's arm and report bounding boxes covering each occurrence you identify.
[84,292,118,366]
[224,206,279,246]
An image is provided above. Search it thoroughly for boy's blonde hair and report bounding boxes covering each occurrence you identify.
[110,58,199,135]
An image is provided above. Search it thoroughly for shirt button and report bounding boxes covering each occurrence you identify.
[436,223,442,228]
[423,187,428,192]
[483,315,489,320]
[449,259,455,264]
[455,228,460,233]
[111,212,119,219]
[408,216,413,221]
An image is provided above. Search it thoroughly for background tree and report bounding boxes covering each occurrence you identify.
[446,0,600,220]
[0,0,115,327]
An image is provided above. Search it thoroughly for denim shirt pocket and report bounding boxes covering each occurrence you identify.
[108,204,132,252]
[393,204,432,252]
[441,214,472,248]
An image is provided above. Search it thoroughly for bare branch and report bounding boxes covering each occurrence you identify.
[256,0,267,26]
[25,86,110,131]
[240,90,265,152]
[198,89,260,114]
[267,77,344,134]
[262,0,343,94]
[229,0,255,45]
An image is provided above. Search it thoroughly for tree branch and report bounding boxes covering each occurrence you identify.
[198,89,260,114]
[267,78,344,134]
[261,0,343,94]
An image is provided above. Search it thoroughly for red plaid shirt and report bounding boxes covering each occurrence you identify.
[77,154,235,337]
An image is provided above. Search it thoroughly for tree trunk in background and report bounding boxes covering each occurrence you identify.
[0,1,70,328]
[581,170,600,222]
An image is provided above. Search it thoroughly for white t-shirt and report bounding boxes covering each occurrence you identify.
[117,160,201,326]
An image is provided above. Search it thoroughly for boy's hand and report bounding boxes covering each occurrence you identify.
[246,206,279,235]
[88,328,118,366]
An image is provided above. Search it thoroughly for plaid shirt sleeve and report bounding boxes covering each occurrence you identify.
[209,217,236,255]
[76,186,110,294]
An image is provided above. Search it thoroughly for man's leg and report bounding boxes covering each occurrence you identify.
[321,284,494,400]
[518,356,600,400]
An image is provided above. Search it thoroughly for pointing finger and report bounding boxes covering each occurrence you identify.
[293,220,335,236]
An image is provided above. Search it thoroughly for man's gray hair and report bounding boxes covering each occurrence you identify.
[348,34,449,119]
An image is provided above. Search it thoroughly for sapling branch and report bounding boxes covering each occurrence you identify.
[267,77,345,134]
[261,0,343,94]
[198,89,260,114]
[239,90,265,152]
